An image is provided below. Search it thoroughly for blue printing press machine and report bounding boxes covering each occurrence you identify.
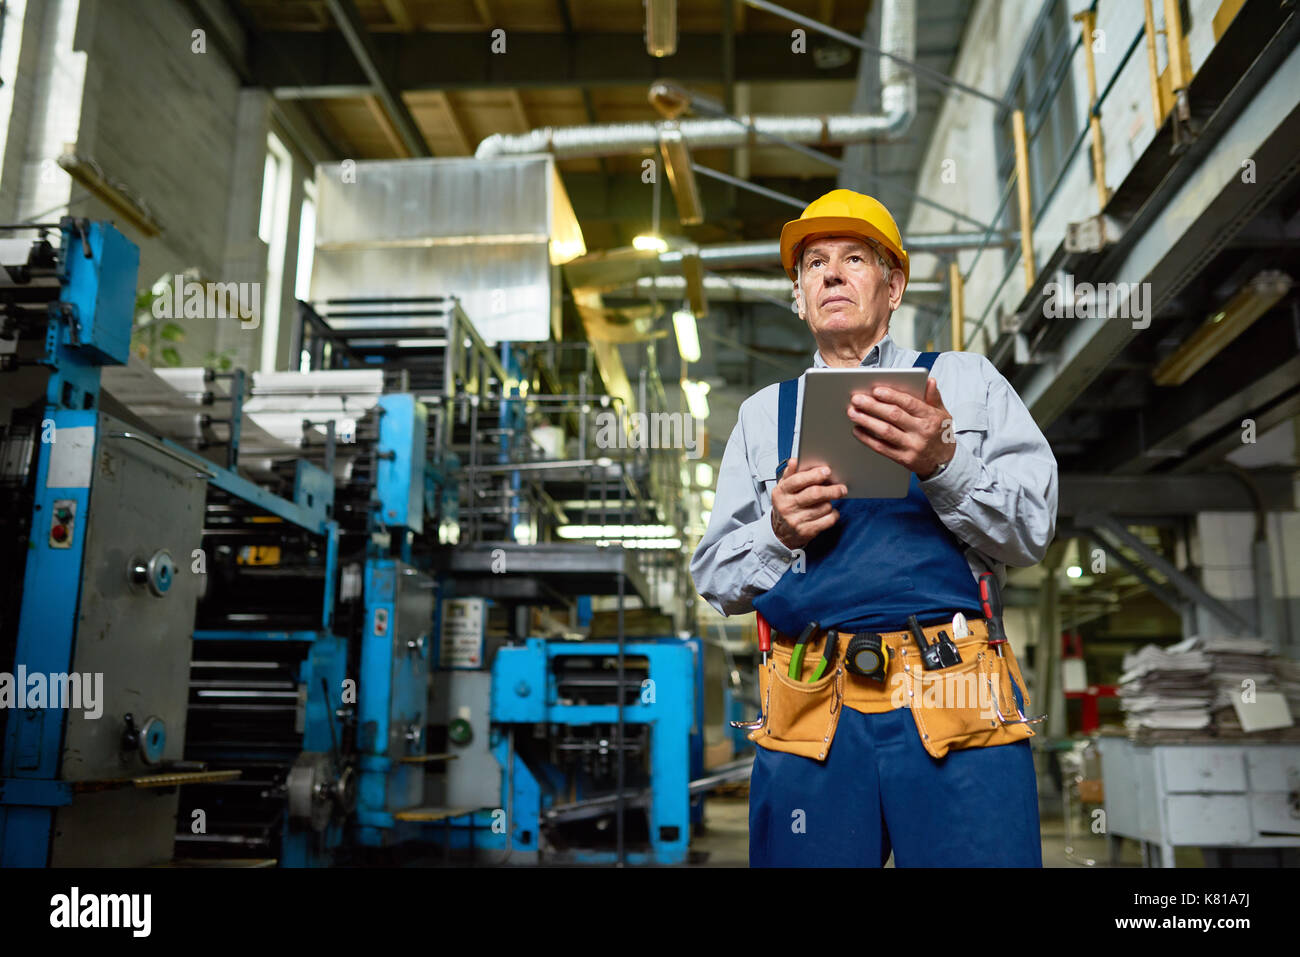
[0,220,715,866]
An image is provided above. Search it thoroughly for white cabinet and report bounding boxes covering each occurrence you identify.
[1097,739,1300,866]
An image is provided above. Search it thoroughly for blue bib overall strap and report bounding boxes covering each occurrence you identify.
[775,376,798,480]
[753,351,983,636]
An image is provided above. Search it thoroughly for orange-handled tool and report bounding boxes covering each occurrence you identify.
[978,572,1007,656]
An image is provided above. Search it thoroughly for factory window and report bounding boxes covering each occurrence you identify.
[257,142,283,245]
[995,0,1080,219]
[258,132,292,372]
[295,180,317,303]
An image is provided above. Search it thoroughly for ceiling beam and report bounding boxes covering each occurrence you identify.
[435,91,473,155]
[1057,470,1296,516]
[555,0,573,33]
[380,0,412,31]
[252,31,861,94]
[365,94,412,156]
[1089,307,1300,474]
[321,0,431,156]
[507,89,530,131]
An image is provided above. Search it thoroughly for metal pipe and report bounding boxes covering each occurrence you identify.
[617,273,946,300]
[461,458,624,475]
[1074,8,1110,211]
[1143,0,1165,127]
[478,113,918,162]
[1222,465,1280,647]
[948,261,964,351]
[476,0,916,160]
[1162,0,1191,99]
[658,233,1017,270]
[1011,109,1036,290]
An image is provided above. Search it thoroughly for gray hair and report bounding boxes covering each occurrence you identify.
[796,239,894,285]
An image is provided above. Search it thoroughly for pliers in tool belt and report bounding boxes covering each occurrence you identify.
[788,621,837,682]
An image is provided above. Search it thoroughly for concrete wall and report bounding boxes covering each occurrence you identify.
[1191,421,1300,656]
[0,0,323,371]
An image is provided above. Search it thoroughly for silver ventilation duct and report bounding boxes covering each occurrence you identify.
[602,274,946,303]
[657,232,1017,270]
[475,0,917,160]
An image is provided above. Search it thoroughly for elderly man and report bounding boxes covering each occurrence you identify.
[691,189,1058,867]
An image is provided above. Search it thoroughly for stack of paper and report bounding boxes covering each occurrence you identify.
[1119,636,1299,736]
[1118,640,1214,732]
[1197,636,1279,710]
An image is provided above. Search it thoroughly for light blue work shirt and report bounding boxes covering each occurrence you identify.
[690,333,1058,617]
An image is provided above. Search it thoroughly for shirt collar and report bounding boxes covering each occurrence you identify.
[812,333,896,369]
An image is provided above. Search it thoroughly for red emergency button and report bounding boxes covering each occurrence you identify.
[51,524,69,543]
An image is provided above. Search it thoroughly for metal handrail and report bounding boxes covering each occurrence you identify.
[965,20,1150,345]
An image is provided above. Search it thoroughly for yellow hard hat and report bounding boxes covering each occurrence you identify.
[780,188,909,287]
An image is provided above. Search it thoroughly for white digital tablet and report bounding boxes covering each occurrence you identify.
[792,368,930,499]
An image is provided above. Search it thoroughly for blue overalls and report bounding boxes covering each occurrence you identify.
[748,352,1042,867]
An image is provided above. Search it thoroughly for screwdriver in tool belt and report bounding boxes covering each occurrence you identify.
[979,572,1007,659]
[756,613,772,667]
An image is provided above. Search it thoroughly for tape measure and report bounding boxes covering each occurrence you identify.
[844,632,889,682]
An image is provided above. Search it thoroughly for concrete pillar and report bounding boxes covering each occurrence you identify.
[217,90,272,371]
[0,0,85,223]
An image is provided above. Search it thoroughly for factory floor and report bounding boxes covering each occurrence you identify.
[688,795,1204,868]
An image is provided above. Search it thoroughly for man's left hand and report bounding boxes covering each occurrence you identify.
[847,378,956,479]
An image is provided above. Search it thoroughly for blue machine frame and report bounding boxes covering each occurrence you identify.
[0,221,139,866]
[355,560,433,845]
[426,636,698,865]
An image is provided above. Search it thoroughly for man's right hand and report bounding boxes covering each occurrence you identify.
[770,457,847,550]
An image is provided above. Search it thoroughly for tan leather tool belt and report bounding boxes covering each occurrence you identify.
[748,617,1034,761]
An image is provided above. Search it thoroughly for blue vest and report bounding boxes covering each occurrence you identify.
[751,351,983,636]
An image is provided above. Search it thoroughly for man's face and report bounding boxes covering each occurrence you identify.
[794,235,904,339]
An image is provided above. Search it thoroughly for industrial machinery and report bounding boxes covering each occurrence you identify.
[487,636,701,864]
[284,157,718,864]
[2,167,724,868]
[172,378,442,863]
[0,219,228,865]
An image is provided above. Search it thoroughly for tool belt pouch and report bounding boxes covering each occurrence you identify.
[908,637,1034,760]
[747,659,843,762]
